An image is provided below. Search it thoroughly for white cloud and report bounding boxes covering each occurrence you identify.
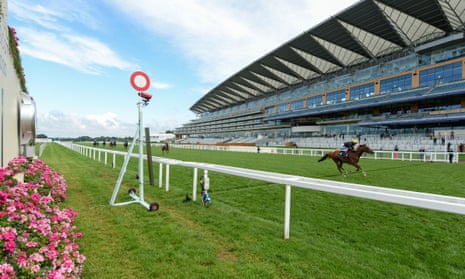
[10,0,136,74]
[107,0,357,84]
[85,112,120,129]
[152,81,172,90]
[16,27,135,74]
[9,0,101,31]
[8,1,63,31]
[12,0,360,138]
[37,110,180,138]
[38,110,133,137]
[10,0,357,80]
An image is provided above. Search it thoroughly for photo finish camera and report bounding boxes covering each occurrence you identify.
[138,92,152,102]
[130,71,152,104]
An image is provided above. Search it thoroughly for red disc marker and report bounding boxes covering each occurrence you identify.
[130,71,151,92]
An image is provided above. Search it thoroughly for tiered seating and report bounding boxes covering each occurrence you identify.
[179,133,465,152]
[285,134,465,152]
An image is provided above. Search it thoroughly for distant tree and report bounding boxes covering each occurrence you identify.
[36,134,48,138]
[76,136,93,142]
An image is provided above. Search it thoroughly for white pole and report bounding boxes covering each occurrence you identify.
[203,169,209,191]
[159,163,163,188]
[193,168,198,201]
[284,184,291,240]
[138,101,144,201]
[165,164,170,192]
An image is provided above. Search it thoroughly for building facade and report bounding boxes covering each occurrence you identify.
[0,0,36,166]
[175,1,465,141]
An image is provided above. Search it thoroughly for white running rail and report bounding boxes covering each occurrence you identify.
[59,142,465,239]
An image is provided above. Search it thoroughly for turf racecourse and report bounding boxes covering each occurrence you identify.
[40,143,465,278]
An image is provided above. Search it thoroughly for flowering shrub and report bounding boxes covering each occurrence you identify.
[0,157,85,278]
[7,157,28,173]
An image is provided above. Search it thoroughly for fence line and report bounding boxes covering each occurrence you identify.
[171,144,460,163]
[58,142,465,239]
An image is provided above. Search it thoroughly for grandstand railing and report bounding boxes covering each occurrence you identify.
[57,142,465,240]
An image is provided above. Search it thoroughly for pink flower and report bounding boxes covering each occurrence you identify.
[3,240,16,253]
[29,252,45,263]
[8,156,28,173]
[31,264,40,273]
[26,241,39,248]
[16,251,27,268]
[0,263,16,278]
[0,227,17,241]
[0,156,85,277]
[45,249,59,261]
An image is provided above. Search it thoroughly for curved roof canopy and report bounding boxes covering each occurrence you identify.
[191,0,465,114]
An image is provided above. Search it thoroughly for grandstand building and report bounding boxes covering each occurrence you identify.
[175,0,465,148]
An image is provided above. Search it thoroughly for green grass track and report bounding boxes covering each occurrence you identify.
[40,143,465,278]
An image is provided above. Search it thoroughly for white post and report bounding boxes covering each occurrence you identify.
[112,153,116,168]
[193,168,198,201]
[284,184,291,240]
[159,163,163,188]
[203,169,210,191]
[165,164,170,192]
[137,102,144,202]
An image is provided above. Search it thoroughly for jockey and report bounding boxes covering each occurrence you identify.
[342,138,358,158]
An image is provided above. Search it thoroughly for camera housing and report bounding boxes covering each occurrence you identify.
[138,92,152,100]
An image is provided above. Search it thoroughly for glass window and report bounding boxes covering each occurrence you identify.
[419,61,462,87]
[380,74,412,94]
[277,103,288,113]
[326,90,346,104]
[291,100,304,111]
[307,95,323,108]
[350,83,374,100]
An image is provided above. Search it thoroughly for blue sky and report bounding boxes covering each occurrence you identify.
[8,0,355,138]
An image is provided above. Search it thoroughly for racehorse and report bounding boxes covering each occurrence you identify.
[318,144,374,176]
[162,142,169,154]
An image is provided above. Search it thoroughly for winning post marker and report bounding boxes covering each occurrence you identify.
[110,71,159,211]
[130,71,151,92]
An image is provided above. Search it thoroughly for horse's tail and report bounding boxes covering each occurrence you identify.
[318,154,328,162]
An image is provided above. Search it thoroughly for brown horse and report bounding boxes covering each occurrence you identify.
[161,142,169,154]
[318,144,374,176]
